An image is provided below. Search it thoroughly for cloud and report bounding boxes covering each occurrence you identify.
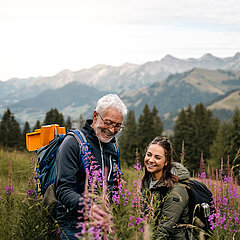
[1,0,240,26]
[0,0,239,80]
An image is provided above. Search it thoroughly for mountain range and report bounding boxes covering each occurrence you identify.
[0,53,240,130]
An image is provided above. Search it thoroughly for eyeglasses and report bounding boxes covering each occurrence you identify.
[98,113,124,130]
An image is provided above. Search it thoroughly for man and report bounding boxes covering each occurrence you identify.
[55,94,127,239]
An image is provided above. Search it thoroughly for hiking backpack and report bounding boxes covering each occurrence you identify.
[35,129,120,199]
[184,180,215,235]
[35,129,91,196]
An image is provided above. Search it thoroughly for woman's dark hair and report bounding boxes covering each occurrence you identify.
[142,137,179,189]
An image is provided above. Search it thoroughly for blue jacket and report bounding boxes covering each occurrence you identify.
[55,119,120,222]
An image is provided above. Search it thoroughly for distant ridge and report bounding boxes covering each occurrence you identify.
[0,53,240,129]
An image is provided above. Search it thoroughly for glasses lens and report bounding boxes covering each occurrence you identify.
[98,113,123,130]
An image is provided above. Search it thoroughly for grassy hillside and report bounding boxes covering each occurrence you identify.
[208,89,240,111]
[121,68,240,118]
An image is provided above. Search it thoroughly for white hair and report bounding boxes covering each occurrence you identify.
[95,94,127,117]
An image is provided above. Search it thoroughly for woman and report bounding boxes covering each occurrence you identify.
[142,137,193,240]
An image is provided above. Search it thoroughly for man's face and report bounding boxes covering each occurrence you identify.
[91,107,124,143]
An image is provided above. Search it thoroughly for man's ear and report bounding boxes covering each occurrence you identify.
[92,111,98,122]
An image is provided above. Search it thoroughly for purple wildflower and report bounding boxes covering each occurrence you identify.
[27,189,33,197]
[198,172,206,179]
[5,185,14,195]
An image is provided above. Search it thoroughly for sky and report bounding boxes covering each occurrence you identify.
[0,0,240,81]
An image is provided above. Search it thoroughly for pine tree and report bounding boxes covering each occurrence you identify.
[118,110,138,166]
[0,108,22,148]
[186,104,200,171]
[79,114,85,129]
[209,121,231,169]
[137,104,155,159]
[173,105,195,168]
[173,107,188,158]
[229,108,240,164]
[43,108,65,126]
[65,116,72,131]
[193,103,219,167]
[33,120,41,131]
[22,121,31,147]
[152,105,163,137]
[173,103,219,172]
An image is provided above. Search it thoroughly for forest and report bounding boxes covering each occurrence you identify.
[0,103,240,174]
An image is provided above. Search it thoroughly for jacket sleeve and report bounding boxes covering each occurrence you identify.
[55,135,83,211]
[154,183,189,239]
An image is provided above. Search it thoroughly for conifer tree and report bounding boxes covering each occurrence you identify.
[173,107,187,156]
[0,108,22,148]
[229,108,240,164]
[22,121,31,147]
[173,103,219,172]
[209,121,231,169]
[33,120,41,131]
[118,110,137,166]
[43,108,65,126]
[137,104,155,159]
[152,105,163,137]
[193,103,219,166]
[173,105,195,168]
[65,116,72,131]
[184,105,198,170]
[79,114,85,129]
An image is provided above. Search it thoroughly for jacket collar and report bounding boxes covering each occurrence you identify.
[144,175,166,189]
[143,162,190,189]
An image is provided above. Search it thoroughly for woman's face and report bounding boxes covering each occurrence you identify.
[144,144,167,180]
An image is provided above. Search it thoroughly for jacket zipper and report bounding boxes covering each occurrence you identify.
[98,139,113,186]
[98,139,105,188]
[108,155,112,181]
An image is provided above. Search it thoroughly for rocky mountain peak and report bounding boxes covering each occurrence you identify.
[200,53,218,61]
[233,52,240,59]
[161,54,178,62]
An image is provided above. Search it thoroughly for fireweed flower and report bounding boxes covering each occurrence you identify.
[75,161,113,239]
[128,216,144,227]
[76,159,146,239]
[198,172,206,179]
[27,189,34,197]
[5,185,14,195]
[134,162,142,172]
[207,170,240,235]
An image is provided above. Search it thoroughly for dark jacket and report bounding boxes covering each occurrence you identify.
[142,162,193,240]
[55,119,120,222]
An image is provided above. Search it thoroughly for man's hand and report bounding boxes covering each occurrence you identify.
[90,204,113,232]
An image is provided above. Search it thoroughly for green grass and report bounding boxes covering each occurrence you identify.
[0,148,36,192]
[0,148,239,240]
[0,148,61,240]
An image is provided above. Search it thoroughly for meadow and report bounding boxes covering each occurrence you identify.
[0,148,239,240]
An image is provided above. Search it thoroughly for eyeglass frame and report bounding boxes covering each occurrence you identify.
[98,112,124,130]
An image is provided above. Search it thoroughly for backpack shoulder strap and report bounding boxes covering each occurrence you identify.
[67,129,92,172]
[113,141,119,157]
